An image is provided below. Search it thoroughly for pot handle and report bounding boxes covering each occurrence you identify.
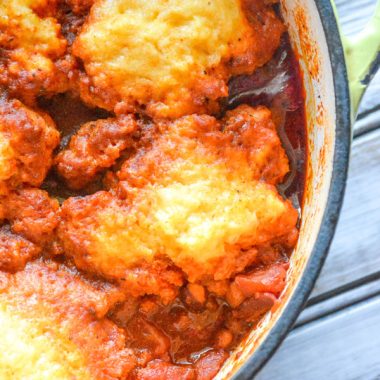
[336,1,380,115]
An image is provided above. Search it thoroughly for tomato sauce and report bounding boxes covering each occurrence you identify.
[36,33,307,378]
[0,0,308,377]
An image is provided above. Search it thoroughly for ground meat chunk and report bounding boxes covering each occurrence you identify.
[145,298,227,362]
[0,98,60,194]
[55,114,137,190]
[3,188,60,245]
[0,225,40,272]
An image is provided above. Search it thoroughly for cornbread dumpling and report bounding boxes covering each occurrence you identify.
[0,98,59,194]
[59,106,298,287]
[0,305,91,379]
[0,0,69,102]
[0,261,137,379]
[73,0,284,117]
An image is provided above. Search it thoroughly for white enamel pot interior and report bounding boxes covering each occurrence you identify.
[216,0,351,378]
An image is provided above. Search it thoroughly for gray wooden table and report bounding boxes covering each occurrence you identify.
[257,1,380,379]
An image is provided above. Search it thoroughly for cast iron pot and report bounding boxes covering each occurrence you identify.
[216,1,380,378]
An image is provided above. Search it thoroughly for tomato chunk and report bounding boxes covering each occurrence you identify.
[134,360,195,380]
[233,293,277,323]
[234,263,288,297]
[195,350,229,380]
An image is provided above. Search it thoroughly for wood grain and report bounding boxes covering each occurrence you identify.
[355,107,380,137]
[308,128,380,301]
[297,278,380,326]
[257,295,380,380]
[336,0,377,36]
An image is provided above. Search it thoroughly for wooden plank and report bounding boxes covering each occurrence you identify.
[336,0,377,37]
[296,278,380,326]
[308,127,380,301]
[355,107,380,137]
[256,295,380,380]
[357,73,380,120]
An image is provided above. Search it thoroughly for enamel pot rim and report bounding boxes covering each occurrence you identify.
[232,0,351,378]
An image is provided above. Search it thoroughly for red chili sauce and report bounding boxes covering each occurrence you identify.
[37,34,306,379]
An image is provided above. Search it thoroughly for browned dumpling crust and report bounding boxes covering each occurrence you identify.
[0,261,140,379]
[73,0,284,118]
[0,0,73,104]
[59,106,298,301]
[0,188,60,271]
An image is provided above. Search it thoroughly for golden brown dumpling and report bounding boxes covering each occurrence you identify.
[0,261,138,379]
[0,0,70,103]
[73,0,284,118]
[59,106,297,294]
